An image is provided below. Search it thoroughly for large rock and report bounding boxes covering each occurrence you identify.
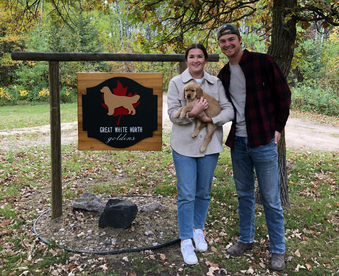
[139,201,166,212]
[72,192,105,213]
[99,199,138,229]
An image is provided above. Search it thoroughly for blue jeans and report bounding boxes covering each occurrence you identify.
[172,149,219,240]
[231,137,285,254]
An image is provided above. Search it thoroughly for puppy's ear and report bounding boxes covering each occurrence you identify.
[195,84,203,99]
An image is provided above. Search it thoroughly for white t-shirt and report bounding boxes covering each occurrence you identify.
[229,63,247,137]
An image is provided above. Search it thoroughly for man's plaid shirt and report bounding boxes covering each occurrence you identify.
[218,49,291,148]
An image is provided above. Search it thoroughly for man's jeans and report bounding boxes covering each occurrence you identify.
[231,137,285,254]
[172,149,219,240]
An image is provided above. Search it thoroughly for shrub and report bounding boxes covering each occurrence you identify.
[291,80,339,116]
[60,87,77,103]
[0,87,12,106]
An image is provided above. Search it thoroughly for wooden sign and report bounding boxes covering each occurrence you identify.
[77,73,163,151]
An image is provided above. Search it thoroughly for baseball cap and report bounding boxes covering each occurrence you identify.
[217,24,241,39]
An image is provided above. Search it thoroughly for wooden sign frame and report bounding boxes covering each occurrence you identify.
[77,73,163,151]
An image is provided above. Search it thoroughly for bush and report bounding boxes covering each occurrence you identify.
[0,86,77,106]
[60,87,77,103]
[291,81,339,116]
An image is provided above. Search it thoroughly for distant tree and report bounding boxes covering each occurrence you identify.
[0,1,39,87]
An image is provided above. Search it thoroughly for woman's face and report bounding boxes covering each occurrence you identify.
[185,48,207,78]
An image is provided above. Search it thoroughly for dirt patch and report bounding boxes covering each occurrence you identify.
[1,97,338,151]
[284,117,339,151]
[34,195,179,254]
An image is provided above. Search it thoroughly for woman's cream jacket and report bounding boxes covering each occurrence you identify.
[168,68,234,157]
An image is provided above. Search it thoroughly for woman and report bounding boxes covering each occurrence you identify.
[167,43,234,265]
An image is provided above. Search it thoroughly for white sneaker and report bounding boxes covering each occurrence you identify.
[193,229,208,252]
[181,239,198,265]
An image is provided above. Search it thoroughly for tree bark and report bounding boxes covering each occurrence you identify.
[256,0,297,207]
[116,1,126,72]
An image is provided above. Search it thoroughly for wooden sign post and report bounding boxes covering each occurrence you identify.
[78,73,163,151]
[11,51,219,218]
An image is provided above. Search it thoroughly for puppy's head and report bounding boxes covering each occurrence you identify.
[183,82,203,100]
[183,82,200,101]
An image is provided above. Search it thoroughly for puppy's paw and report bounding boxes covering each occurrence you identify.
[174,107,183,118]
[191,130,199,138]
[173,111,180,118]
[179,112,186,119]
[200,145,207,153]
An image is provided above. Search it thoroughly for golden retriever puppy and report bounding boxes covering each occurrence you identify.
[173,82,221,152]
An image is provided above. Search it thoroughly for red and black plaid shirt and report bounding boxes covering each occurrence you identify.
[218,49,291,148]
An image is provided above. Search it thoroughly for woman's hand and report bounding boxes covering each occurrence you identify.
[199,111,212,123]
[188,97,208,118]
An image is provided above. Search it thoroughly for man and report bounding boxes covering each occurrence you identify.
[216,24,291,271]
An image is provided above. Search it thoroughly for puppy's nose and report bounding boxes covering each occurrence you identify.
[187,95,191,99]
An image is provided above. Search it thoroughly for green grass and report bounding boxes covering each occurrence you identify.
[0,103,77,130]
[0,104,338,275]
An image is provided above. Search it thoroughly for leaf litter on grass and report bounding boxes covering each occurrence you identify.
[1,121,339,275]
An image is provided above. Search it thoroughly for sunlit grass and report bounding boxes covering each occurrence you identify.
[0,103,77,130]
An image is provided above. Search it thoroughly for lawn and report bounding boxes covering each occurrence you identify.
[0,104,338,275]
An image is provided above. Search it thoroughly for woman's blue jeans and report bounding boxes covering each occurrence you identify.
[172,149,219,240]
[231,137,285,254]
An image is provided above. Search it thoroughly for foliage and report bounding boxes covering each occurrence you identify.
[291,81,339,116]
[0,85,75,106]
[125,0,339,51]
[0,0,46,88]
[320,27,339,93]
[1,0,339,115]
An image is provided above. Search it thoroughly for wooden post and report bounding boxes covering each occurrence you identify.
[179,61,187,74]
[10,51,220,219]
[49,61,62,218]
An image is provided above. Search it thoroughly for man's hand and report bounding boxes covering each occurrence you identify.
[274,131,281,145]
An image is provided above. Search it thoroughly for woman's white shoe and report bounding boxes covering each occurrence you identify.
[193,229,208,252]
[181,239,198,265]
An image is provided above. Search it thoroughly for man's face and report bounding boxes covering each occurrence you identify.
[218,33,242,59]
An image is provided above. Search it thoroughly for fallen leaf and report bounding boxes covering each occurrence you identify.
[306,263,312,270]
[259,262,266,269]
[253,247,261,253]
[295,264,306,271]
[211,246,218,253]
[0,219,11,227]
[206,266,219,276]
[246,266,254,274]
[99,264,108,270]
[159,253,166,261]
[205,260,219,268]
[295,249,301,257]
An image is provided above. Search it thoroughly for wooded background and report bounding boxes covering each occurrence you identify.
[1,0,338,100]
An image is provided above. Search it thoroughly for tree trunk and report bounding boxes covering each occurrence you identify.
[116,1,126,72]
[256,0,297,207]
